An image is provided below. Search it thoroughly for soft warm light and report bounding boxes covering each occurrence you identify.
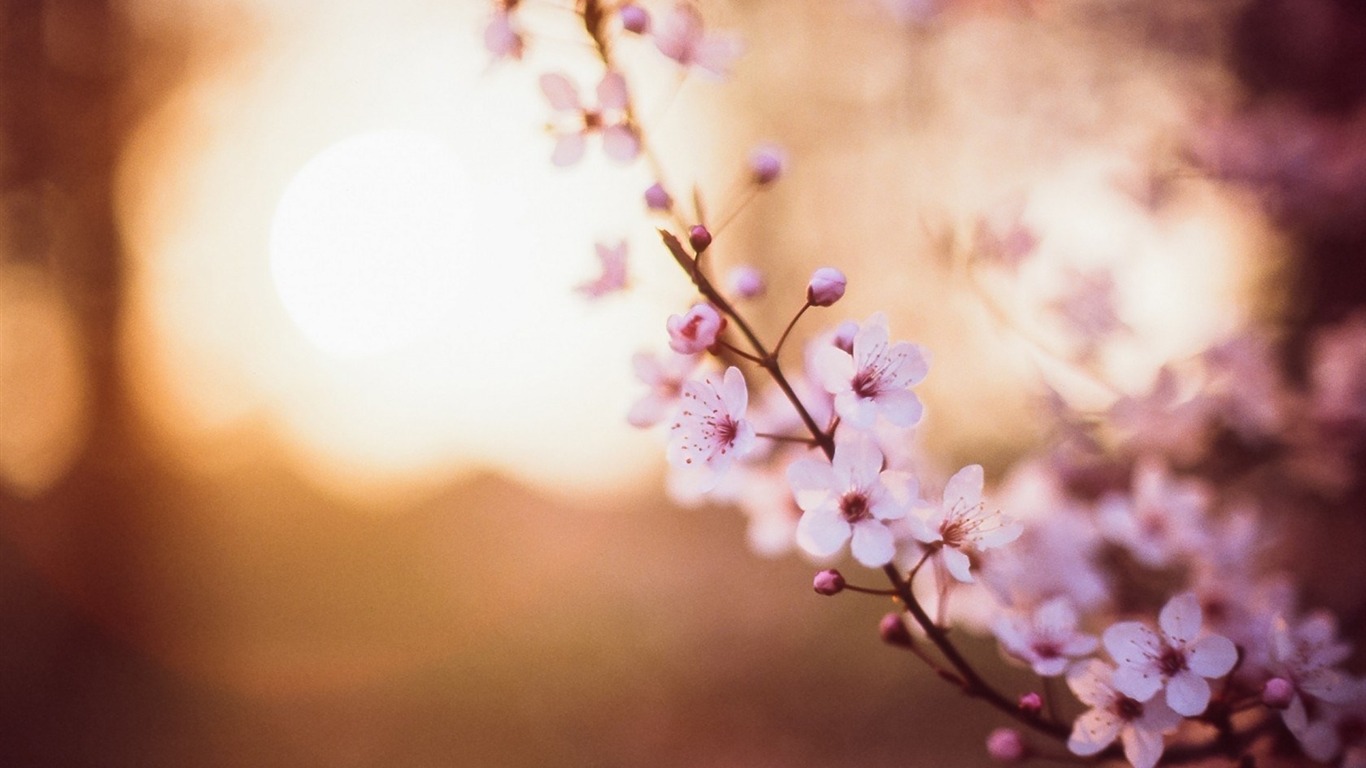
[115,1,703,498]
[270,130,471,358]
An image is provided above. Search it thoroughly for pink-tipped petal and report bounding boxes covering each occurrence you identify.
[596,71,630,109]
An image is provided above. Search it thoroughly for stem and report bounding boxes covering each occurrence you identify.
[754,432,820,446]
[772,302,812,358]
[718,340,765,364]
[881,564,1071,740]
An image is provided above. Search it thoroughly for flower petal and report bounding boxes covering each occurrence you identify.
[550,133,586,167]
[596,71,629,109]
[719,366,749,416]
[851,520,895,567]
[1067,659,1117,708]
[943,465,984,510]
[1068,708,1121,756]
[539,72,581,111]
[601,125,641,164]
[1121,723,1167,768]
[814,346,855,395]
[796,508,850,558]
[1165,670,1211,716]
[941,546,974,583]
[1103,622,1162,667]
[882,341,930,387]
[874,388,923,428]
[786,458,836,511]
[1186,634,1237,678]
[1158,592,1203,646]
[1112,663,1163,703]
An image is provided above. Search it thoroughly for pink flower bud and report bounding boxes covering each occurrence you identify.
[1262,677,1295,710]
[831,320,858,354]
[727,265,765,299]
[813,569,846,596]
[748,143,786,185]
[986,728,1027,763]
[618,4,650,33]
[879,613,913,647]
[807,267,846,307]
[666,303,727,354]
[1017,692,1043,714]
[644,182,672,211]
[689,225,712,253]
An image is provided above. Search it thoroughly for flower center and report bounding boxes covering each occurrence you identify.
[840,492,871,523]
[851,369,880,399]
[1032,641,1062,659]
[940,519,966,548]
[1114,697,1144,722]
[1158,645,1188,676]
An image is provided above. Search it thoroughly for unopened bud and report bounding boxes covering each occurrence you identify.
[748,143,786,185]
[689,225,712,253]
[1262,677,1295,710]
[879,613,913,647]
[986,728,1027,763]
[1017,691,1043,715]
[806,267,846,307]
[666,303,727,355]
[644,182,672,211]
[727,265,765,299]
[618,3,650,33]
[813,569,846,596]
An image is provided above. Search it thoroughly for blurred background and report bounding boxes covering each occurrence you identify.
[1,0,1364,764]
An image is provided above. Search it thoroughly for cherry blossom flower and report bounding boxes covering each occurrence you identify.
[627,350,702,428]
[1268,612,1358,747]
[575,240,628,299]
[1066,659,1183,768]
[667,366,756,493]
[910,464,1022,583]
[1049,267,1126,361]
[539,71,639,167]
[666,302,726,354]
[652,3,743,79]
[1103,591,1239,717]
[787,434,915,567]
[993,597,1099,677]
[814,312,929,429]
[1097,457,1210,569]
[1107,366,1211,464]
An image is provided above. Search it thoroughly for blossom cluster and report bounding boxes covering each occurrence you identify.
[488,2,1366,766]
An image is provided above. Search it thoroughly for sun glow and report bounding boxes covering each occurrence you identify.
[116,1,701,497]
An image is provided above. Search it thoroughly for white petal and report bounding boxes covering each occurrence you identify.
[1281,694,1308,735]
[539,72,582,111]
[627,394,669,428]
[833,432,882,489]
[786,458,836,511]
[874,388,924,428]
[1158,592,1203,646]
[941,546,974,583]
[550,133,586,167]
[882,341,930,387]
[1112,663,1163,703]
[691,34,742,79]
[836,391,878,429]
[976,519,1023,549]
[1186,634,1237,678]
[601,125,640,165]
[1165,670,1211,716]
[1034,657,1071,678]
[1121,724,1167,768]
[943,465,984,510]
[1103,622,1162,667]
[852,312,890,366]
[813,346,855,395]
[1067,659,1118,708]
[851,520,895,567]
[1301,667,1354,703]
[719,367,749,416]
[796,508,850,558]
[1068,709,1122,756]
